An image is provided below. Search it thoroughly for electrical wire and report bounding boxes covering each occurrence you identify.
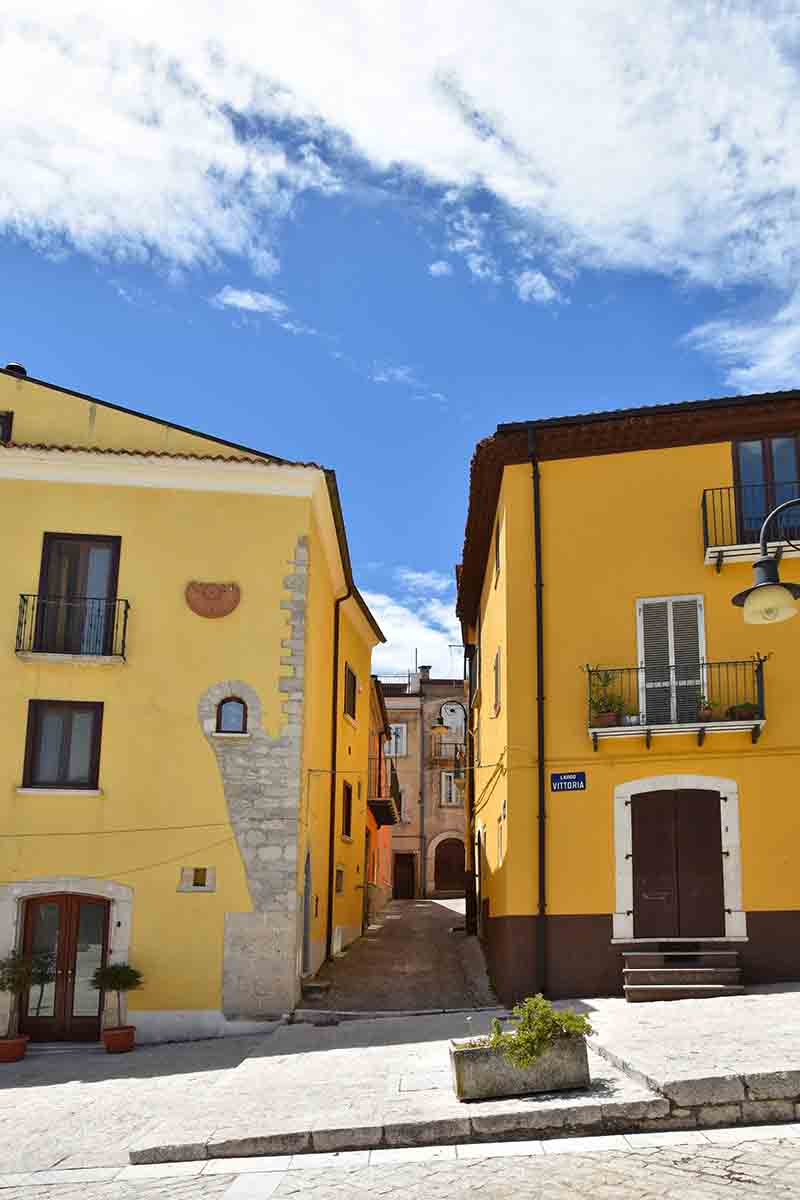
[0,835,237,886]
[0,822,230,839]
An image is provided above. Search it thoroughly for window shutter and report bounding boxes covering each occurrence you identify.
[638,597,703,724]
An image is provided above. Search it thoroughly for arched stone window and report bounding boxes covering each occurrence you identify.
[216,696,248,733]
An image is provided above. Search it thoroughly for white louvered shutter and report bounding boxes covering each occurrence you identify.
[638,597,704,724]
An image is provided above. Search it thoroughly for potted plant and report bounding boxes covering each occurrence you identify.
[727,701,760,721]
[91,962,143,1053]
[696,694,715,722]
[450,994,593,1101]
[589,670,624,727]
[623,702,640,726]
[0,949,52,1062]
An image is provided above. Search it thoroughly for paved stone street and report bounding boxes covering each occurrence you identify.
[301,899,495,1012]
[5,1128,800,1197]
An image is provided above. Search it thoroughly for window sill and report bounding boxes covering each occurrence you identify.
[15,652,124,666]
[16,787,103,797]
[211,732,251,739]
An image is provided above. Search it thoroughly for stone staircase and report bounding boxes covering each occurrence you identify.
[622,942,744,1002]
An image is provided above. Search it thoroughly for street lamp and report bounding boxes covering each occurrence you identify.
[732,498,800,625]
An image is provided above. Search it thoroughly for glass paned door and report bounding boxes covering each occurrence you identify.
[36,535,120,654]
[736,437,800,544]
[19,895,109,1041]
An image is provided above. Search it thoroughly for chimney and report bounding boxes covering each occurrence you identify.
[418,665,432,683]
[4,363,27,378]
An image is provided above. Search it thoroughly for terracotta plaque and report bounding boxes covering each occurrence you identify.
[185,582,241,618]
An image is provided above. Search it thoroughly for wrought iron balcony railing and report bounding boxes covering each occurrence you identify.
[367,757,400,826]
[16,594,130,659]
[702,482,800,566]
[586,659,766,748]
[431,737,466,768]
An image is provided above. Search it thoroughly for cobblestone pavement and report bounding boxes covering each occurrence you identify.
[302,899,495,1012]
[584,983,800,1087]
[5,1129,800,1198]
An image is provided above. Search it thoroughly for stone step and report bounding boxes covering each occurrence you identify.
[624,983,744,1002]
[623,967,741,986]
[622,952,739,969]
[301,980,332,997]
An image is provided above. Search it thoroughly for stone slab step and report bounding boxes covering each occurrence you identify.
[300,980,332,997]
[624,983,744,1002]
[622,952,739,969]
[623,968,741,986]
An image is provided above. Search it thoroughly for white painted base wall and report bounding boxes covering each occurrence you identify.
[131,1009,283,1044]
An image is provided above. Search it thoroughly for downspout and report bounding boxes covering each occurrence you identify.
[528,427,547,995]
[464,646,478,936]
[419,684,426,895]
[325,587,350,960]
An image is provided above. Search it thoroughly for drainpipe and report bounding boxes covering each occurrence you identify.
[418,666,431,895]
[325,588,350,960]
[464,646,478,936]
[528,427,547,995]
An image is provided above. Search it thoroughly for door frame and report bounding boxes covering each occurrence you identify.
[613,775,746,941]
[0,877,133,1038]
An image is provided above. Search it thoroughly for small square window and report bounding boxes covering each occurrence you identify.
[192,867,208,888]
[335,867,344,894]
[178,866,216,892]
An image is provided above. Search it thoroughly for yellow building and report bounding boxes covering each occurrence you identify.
[458,392,800,1004]
[0,361,382,1042]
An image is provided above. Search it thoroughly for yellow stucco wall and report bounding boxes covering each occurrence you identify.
[478,441,800,921]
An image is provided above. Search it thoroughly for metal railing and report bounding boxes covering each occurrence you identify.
[431,738,466,768]
[702,482,800,549]
[586,659,766,729]
[16,594,130,659]
[368,756,401,801]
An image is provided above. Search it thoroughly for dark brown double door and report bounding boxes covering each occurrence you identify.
[393,853,416,899]
[632,790,725,938]
[19,895,110,1041]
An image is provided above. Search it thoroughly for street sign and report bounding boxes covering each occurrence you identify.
[551,771,586,792]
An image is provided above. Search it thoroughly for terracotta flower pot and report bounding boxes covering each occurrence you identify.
[0,1035,29,1063]
[101,1025,136,1054]
[592,711,620,728]
[698,707,713,722]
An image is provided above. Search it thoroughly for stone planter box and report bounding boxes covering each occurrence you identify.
[450,1036,590,1101]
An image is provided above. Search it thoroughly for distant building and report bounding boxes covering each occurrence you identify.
[381,666,467,898]
[365,677,401,922]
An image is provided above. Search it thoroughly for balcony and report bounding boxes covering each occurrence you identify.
[703,483,800,568]
[586,659,767,749]
[16,595,130,662]
[431,737,466,769]
[367,757,401,826]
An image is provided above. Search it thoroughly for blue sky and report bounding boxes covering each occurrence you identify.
[3,3,800,673]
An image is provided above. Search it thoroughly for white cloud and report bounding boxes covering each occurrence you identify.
[6,3,800,383]
[370,364,417,385]
[428,260,453,277]
[515,269,558,304]
[395,567,453,594]
[363,589,461,678]
[686,292,800,392]
[214,286,288,317]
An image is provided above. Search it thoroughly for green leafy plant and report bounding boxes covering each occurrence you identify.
[487,994,593,1069]
[0,949,54,1036]
[91,962,143,1029]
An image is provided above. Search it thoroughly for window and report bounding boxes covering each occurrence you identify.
[735,435,800,543]
[0,412,12,443]
[441,770,461,806]
[24,700,103,789]
[386,722,407,757]
[493,648,502,715]
[342,781,353,838]
[335,867,344,894]
[495,512,502,578]
[37,533,121,656]
[344,664,357,719]
[192,868,208,888]
[178,866,217,892]
[637,595,705,725]
[216,696,247,733]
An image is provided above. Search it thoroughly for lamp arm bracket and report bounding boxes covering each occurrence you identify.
[759,498,800,556]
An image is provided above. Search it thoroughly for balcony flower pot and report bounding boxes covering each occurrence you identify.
[450,995,592,1101]
[101,1025,136,1054]
[697,706,713,723]
[592,711,620,728]
[727,703,760,721]
[91,961,143,1054]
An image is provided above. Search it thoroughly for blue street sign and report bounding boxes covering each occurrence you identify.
[551,771,586,792]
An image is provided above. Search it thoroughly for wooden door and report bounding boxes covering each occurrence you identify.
[632,791,724,938]
[37,534,120,654]
[19,895,110,1041]
[434,839,465,892]
[393,853,415,899]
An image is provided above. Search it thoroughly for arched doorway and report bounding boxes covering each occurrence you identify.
[434,838,465,893]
